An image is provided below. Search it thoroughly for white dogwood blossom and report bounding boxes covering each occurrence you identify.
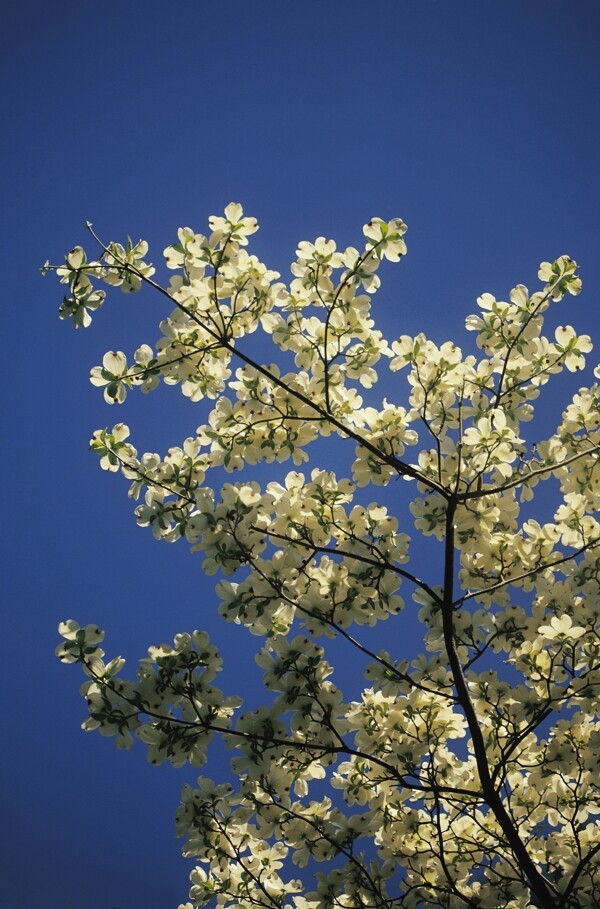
[46,205,600,909]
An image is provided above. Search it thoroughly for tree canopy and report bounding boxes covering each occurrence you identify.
[45,205,600,909]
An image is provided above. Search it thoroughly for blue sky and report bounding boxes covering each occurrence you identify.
[3,2,600,907]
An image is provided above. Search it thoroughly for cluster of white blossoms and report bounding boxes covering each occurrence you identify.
[47,206,600,909]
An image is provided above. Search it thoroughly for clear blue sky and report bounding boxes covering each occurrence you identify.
[2,2,600,908]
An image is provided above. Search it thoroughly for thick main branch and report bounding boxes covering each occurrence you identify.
[441,499,558,909]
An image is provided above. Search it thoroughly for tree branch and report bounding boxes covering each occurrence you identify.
[84,223,447,497]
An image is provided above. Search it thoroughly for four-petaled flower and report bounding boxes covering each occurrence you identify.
[537,614,586,641]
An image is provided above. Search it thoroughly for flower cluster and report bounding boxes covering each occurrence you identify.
[48,207,600,909]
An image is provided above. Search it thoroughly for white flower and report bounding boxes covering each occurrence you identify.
[90,351,130,403]
[208,202,258,245]
[537,614,586,641]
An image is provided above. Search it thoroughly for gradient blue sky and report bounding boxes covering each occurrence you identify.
[3,2,600,908]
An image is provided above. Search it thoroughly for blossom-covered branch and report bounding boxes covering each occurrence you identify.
[47,204,600,909]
